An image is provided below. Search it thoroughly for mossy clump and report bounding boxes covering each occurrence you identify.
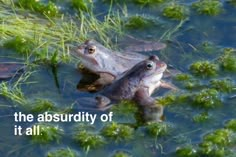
[74,130,105,150]
[125,15,156,30]
[30,99,56,113]
[198,129,234,156]
[134,0,164,6]
[111,100,138,115]
[193,112,209,123]
[72,0,92,12]
[218,48,236,72]
[174,74,192,81]
[47,148,79,157]
[174,74,202,90]
[31,123,64,144]
[176,145,198,157]
[146,122,169,137]
[3,36,36,54]
[190,61,218,77]
[111,150,132,157]
[101,122,134,142]
[192,0,223,16]
[197,41,219,55]
[210,79,234,93]
[193,89,221,109]
[162,3,188,20]
[203,129,232,147]
[225,119,236,132]
[16,0,59,17]
[157,94,176,106]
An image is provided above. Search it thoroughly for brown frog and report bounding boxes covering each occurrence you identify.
[95,55,166,111]
[71,39,177,92]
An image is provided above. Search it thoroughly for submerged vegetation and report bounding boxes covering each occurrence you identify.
[162,3,188,20]
[192,0,223,16]
[47,148,79,157]
[101,122,134,142]
[31,123,64,144]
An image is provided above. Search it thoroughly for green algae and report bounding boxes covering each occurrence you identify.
[74,130,105,150]
[72,0,92,13]
[111,150,132,157]
[101,122,134,142]
[193,112,209,123]
[3,36,36,55]
[31,123,64,144]
[193,89,221,109]
[176,145,198,157]
[47,148,79,157]
[209,78,234,93]
[192,0,223,16]
[125,15,157,30]
[16,0,59,17]
[225,119,236,132]
[134,0,164,6]
[218,48,236,72]
[162,3,188,20]
[29,99,56,113]
[146,122,169,137]
[190,61,218,77]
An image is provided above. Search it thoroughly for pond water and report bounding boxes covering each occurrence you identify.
[0,0,236,157]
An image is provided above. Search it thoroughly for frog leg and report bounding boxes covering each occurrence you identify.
[134,88,157,106]
[160,80,178,91]
[92,72,115,86]
[134,88,164,122]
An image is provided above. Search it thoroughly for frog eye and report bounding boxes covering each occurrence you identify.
[146,61,154,70]
[87,45,96,54]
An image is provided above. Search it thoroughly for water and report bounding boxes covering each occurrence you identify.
[0,0,236,157]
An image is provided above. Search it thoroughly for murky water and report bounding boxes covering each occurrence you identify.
[0,0,236,157]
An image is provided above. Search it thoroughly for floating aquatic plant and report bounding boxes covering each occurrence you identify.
[111,100,138,115]
[218,48,236,72]
[193,112,209,123]
[174,74,202,90]
[192,0,223,16]
[16,0,59,17]
[146,122,169,137]
[74,130,105,150]
[190,61,218,77]
[225,119,236,132]
[30,99,56,113]
[72,0,92,13]
[125,15,156,30]
[157,94,176,106]
[174,74,192,81]
[101,122,134,142]
[193,89,221,109]
[134,0,164,6]
[111,150,132,157]
[47,148,78,157]
[176,145,198,157]
[3,36,36,55]
[162,3,188,20]
[210,79,234,93]
[31,123,64,144]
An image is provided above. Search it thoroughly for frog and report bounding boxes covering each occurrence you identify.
[94,55,166,109]
[71,39,177,92]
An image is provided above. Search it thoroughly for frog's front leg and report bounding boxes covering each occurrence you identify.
[134,88,164,122]
[93,72,115,86]
[160,80,178,91]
